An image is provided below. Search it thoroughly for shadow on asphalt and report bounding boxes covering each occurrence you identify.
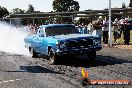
[6,66,63,74]
[56,55,132,68]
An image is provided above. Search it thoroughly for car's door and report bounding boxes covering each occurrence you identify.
[32,27,46,54]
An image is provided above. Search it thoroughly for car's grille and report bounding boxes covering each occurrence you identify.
[65,39,94,48]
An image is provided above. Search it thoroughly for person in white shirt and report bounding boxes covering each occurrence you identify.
[87,23,95,34]
[102,19,109,44]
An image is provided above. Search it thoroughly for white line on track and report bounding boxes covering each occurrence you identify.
[3,81,9,83]
[0,79,22,84]
[16,79,21,81]
[8,80,15,82]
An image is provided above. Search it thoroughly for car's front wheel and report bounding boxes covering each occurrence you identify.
[29,47,38,58]
[49,48,59,64]
[87,51,96,61]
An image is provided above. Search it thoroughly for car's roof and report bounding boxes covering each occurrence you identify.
[40,24,74,28]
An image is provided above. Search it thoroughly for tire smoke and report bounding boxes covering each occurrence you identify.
[0,21,31,56]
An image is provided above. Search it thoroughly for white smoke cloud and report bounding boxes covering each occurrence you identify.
[0,21,31,56]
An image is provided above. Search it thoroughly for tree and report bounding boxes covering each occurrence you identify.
[52,0,80,23]
[26,4,34,13]
[122,2,126,8]
[52,0,80,12]
[11,8,25,14]
[0,6,9,18]
[129,0,132,7]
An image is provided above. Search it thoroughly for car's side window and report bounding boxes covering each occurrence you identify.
[37,27,44,37]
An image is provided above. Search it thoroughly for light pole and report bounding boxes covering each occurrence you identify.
[108,0,112,47]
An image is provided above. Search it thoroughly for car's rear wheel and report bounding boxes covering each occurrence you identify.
[29,47,38,58]
[87,51,96,61]
[49,48,59,64]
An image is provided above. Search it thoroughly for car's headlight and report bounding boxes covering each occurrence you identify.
[58,42,66,49]
[94,39,101,45]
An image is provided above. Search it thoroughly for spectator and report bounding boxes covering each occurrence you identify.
[82,25,88,34]
[88,23,95,34]
[112,18,120,44]
[93,18,103,36]
[102,19,109,44]
[123,18,130,45]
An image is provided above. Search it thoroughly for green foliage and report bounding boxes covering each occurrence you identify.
[26,4,34,13]
[52,0,80,12]
[11,8,25,14]
[0,6,9,18]
[52,0,79,23]
[122,2,126,8]
[129,0,132,7]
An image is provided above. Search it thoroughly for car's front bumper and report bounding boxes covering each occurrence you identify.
[56,46,102,56]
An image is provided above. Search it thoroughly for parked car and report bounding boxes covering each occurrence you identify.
[24,24,102,64]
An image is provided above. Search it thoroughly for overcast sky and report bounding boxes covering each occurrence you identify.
[0,0,130,12]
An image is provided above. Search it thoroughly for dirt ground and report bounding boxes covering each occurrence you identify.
[103,43,132,49]
[31,47,132,88]
[0,47,132,88]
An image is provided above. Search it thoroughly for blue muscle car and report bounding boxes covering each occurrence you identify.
[24,24,102,64]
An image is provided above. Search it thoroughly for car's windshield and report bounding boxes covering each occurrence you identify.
[45,25,79,36]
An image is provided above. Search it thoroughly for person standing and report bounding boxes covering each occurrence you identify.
[123,18,130,45]
[112,18,120,44]
[102,19,109,44]
[88,23,95,34]
[93,17,103,36]
[119,18,130,45]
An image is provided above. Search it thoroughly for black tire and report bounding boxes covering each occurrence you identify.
[49,48,59,64]
[87,51,96,61]
[29,47,38,58]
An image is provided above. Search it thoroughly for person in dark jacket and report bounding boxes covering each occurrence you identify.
[120,18,130,45]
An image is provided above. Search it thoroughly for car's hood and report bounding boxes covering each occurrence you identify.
[52,34,99,41]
